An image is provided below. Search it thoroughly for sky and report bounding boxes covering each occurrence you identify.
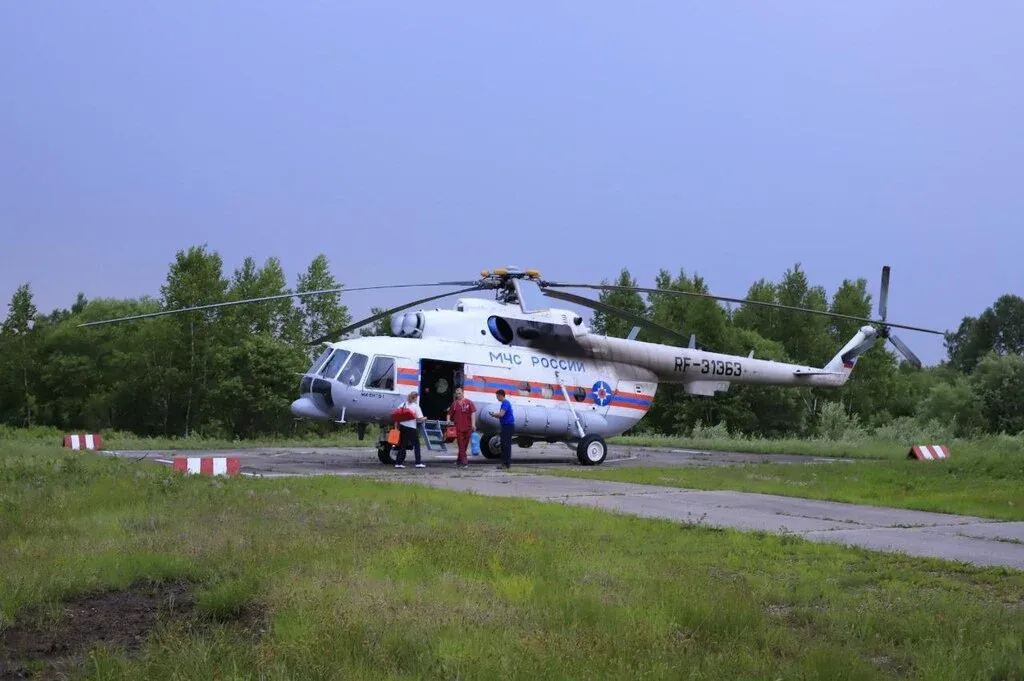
[1,2,1021,366]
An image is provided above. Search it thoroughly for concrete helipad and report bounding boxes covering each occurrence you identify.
[104,443,1024,571]
[107,441,851,476]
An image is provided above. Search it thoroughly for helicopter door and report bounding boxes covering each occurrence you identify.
[419,359,463,421]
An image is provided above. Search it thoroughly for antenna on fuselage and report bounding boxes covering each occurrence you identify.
[627,326,640,341]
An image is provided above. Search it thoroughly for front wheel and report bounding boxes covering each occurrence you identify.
[576,434,607,466]
[377,442,396,465]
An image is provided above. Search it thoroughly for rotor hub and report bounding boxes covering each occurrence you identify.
[477,267,542,305]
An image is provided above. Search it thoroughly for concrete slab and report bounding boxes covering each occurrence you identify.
[801,527,1024,570]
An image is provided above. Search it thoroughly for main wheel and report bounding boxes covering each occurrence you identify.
[576,434,607,466]
[482,434,501,459]
[377,442,396,465]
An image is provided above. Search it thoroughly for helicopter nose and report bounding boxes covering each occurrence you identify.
[291,395,328,419]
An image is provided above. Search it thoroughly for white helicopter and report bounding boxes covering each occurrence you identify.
[81,265,943,466]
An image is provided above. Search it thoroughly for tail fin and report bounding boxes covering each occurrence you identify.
[824,325,879,375]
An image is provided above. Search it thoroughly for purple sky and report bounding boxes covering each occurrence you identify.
[2,2,1021,366]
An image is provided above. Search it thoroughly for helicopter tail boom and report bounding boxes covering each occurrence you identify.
[822,324,878,376]
[589,323,880,392]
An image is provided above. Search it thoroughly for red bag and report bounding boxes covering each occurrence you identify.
[386,427,401,445]
[444,426,457,442]
[391,407,415,422]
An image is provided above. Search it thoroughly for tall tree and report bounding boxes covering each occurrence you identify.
[731,279,779,341]
[828,277,872,344]
[296,254,349,358]
[160,245,229,437]
[0,284,39,426]
[210,334,309,438]
[226,256,302,342]
[732,264,834,367]
[946,294,1024,373]
[773,263,833,367]
[647,268,730,351]
[588,268,648,338]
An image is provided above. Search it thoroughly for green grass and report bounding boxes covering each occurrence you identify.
[2,442,1024,679]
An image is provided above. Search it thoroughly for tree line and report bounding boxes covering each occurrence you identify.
[589,266,1024,439]
[1,245,1022,440]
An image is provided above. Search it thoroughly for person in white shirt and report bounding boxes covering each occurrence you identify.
[394,391,426,468]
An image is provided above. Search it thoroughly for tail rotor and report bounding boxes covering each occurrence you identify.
[874,265,923,368]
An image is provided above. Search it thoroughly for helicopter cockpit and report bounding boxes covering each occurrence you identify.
[292,346,372,420]
[302,347,371,387]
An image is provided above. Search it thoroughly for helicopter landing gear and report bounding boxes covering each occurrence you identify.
[481,434,501,460]
[376,441,397,465]
[576,434,607,466]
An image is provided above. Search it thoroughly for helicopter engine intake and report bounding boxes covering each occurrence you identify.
[391,311,425,338]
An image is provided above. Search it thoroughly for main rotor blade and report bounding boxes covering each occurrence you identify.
[887,332,922,369]
[538,288,692,347]
[309,285,484,344]
[541,282,945,336]
[878,265,890,322]
[77,282,478,328]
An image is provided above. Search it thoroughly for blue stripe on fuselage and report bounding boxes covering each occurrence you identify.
[463,377,652,408]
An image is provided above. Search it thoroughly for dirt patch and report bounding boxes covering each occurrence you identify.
[0,579,265,680]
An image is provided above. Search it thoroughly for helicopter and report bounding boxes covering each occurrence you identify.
[80,265,944,466]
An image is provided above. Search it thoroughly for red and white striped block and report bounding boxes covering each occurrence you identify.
[907,445,950,460]
[63,434,103,450]
[172,457,240,476]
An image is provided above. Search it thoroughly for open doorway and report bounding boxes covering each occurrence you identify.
[419,359,463,420]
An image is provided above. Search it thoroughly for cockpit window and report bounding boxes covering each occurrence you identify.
[308,348,332,374]
[338,353,368,386]
[319,350,351,379]
[365,356,396,391]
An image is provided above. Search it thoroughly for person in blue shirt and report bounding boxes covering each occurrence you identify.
[489,389,514,469]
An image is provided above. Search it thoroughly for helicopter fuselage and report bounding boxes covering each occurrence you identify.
[291,333,658,442]
[290,299,875,463]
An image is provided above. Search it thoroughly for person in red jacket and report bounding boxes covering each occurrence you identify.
[446,387,477,468]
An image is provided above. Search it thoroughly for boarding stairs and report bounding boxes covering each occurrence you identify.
[420,420,448,452]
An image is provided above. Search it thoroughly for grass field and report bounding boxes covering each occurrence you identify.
[2,442,1024,680]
